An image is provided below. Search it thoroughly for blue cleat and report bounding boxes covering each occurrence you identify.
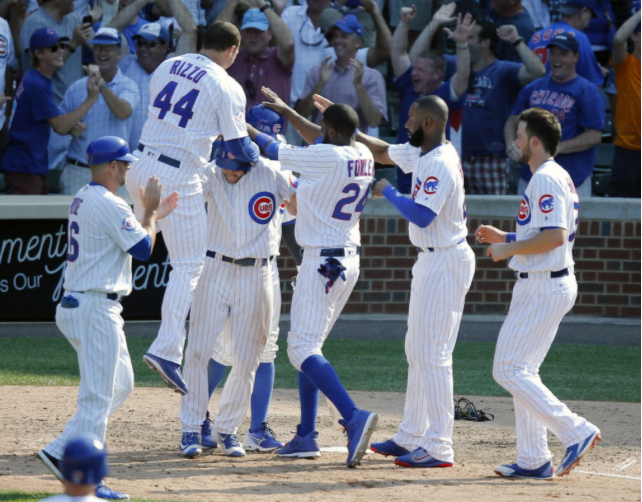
[556,429,602,477]
[95,483,130,500]
[395,448,453,468]
[276,426,321,459]
[36,449,63,481]
[495,461,555,480]
[201,412,218,449]
[340,408,378,468]
[244,423,283,452]
[143,353,188,395]
[218,433,246,457]
[180,432,202,458]
[370,439,411,457]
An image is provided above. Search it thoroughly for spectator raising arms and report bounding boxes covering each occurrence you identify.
[505,33,605,196]
[488,0,536,62]
[609,9,641,198]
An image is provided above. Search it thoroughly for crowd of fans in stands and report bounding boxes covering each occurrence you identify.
[0,0,639,198]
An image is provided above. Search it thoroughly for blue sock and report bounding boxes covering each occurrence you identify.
[300,355,355,423]
[207,359,228,399]
[298,371,319,437]
[250,362,275,431]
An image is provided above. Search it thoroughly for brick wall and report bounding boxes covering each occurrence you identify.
[276,216,641,319]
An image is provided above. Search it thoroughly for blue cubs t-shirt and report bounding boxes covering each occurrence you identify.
[393,65,464,193]
[512,74,605,187]
[528,21,605,88]
[1,70,62,176]
[463,59,522,157]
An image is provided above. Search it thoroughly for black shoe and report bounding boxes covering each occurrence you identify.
[37,449,63,481]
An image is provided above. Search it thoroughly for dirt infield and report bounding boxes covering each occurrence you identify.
[0,386,639,502]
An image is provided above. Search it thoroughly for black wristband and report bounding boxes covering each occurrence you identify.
[512,37,524,47]
[259,2,272,12]
[65,44,76,53]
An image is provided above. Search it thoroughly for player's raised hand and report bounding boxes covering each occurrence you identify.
[284,193,297,216]
[261,86,290,114]
[475,224,506,244]
[372,178,390,199]
[140,176,163,213]
[312,94,334,114]
[496,24,520,44]
[400,4,416,24]
[444,12,475,43]
[432,2,456,25]
[157,191,179,220]
[487,242,512,262]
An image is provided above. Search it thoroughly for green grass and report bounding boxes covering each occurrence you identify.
[0,491,166,502]
[0,337,638,402]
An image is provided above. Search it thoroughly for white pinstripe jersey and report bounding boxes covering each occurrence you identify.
[63,183,149,296]
[202,158,294,258]
[139,53,248,168]
[277,142,374,248]
[389,142,467,248]
[510,160,578,273]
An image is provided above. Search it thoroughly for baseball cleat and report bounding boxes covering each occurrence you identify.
[143,353,188,395]
[276,426,321,459]
[395,448,453,468]
[218,433,246,457]
[95,483,130,500]
[556,429,602,477]
[340,408,378,468]
[370,439,411,457]
[244,423,283,452]
[494,461,555,480]
[201,412,218,449]
[36,449,63,481]
[180,432,202,458]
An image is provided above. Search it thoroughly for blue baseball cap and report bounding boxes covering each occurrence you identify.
[547,32,580,53]
[134,23,170,43]
[92,27,122,46]
[559,0,597,17]
[332,14,365,38]
[29,28,69,52]
[241,8,270,31]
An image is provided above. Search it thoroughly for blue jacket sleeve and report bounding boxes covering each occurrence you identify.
[226,136,260,163]
[127,235,152,262]
[382,185,437,228]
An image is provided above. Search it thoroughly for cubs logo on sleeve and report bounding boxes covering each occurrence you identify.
[517,193,531,225]
[411,177,422,200]
[121,218,136,231]
[539,194,555,213]
[423,177,439,195]
[273,123,282,134]
[249,192,276,224]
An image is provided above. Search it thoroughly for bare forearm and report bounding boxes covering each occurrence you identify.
[613,11,641,64]
[295,82,326,118]
[281,106,321,145]
[356,131,393,164]
[108,0,148,30]
[140,209,157,248]
[504,114,518,145]
[168,0,197,34]
[267,10,294,65]
[504,228,566,256]
[451,43,470,97]
[409,20,439,61]
[216,0,238,23]
[517,42,546,84]
[355,83,382,127]
[391,20,412,77]
[50,98,97,135]
[101,88,132,120]
[368,5,391,66]
[557,130,602,155]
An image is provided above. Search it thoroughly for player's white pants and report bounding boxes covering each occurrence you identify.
[493,273,598,469]
[45,292,134,459]
[126,154,206,364]
[392,241,475,464]
[212,259,281,366]
[180,256,273,434]
[287,248,360,371]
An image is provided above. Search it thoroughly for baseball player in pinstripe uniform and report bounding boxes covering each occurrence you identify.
[37,136,178,500]
[125,21,260,395]
[250,88,377,468]
[476,108,600,480]
[347,95,475,468]
[178,140,294,458]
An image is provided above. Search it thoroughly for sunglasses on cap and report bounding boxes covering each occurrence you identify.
[136,39,159,48]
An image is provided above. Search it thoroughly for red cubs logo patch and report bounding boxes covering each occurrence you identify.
[227,151,236,160]
[0,37,7,58]
[423,176,439,195]
[248,192,276,225]
[412,177,421,200]
[518,196,530,223]
[273,123,282,134]
[539,194,554,213]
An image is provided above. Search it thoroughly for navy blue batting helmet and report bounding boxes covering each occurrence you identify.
[214,140,251,171]
[61,433,108,485]
[246,105,286,142]
[86,136,139,165]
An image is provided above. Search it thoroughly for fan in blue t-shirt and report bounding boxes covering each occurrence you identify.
[509,32,605,194]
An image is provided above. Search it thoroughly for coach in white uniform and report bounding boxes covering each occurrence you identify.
[353,95,475,468]
[126,21,260,395]
[37,136,178,500]
[178,141,293,458]
[476,108,601,480]
[250,90,378,468]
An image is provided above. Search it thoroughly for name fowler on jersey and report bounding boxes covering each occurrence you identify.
[347,158,374,178]
[248,192,276,225]
[168,60,207,83]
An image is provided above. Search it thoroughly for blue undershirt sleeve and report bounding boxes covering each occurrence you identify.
[127,235,152,261]
[253,132,280,160]
[226,136,260,163]
[382,185,437,228]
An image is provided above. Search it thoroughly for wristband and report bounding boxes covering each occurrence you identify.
[99,83,109,92]
[511,37,524,47]
[259,1,272,11]
[65,44,76,53]
[506,232,516,243]
[456,42,469,50]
